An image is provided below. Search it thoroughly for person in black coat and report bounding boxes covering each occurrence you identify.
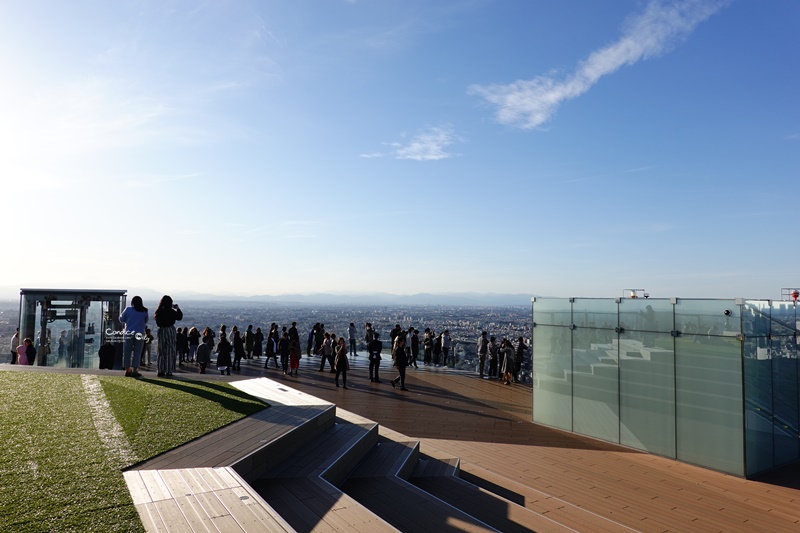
[390,335,409,391]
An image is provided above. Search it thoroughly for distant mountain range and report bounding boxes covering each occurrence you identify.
[0,286,532,306]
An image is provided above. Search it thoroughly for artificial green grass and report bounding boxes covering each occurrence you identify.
[0,372,267,532]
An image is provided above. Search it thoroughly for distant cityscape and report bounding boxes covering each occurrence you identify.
[0,300,533,380]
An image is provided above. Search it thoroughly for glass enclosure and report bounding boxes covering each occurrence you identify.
[532,297,800,478]
[18,289,126,370]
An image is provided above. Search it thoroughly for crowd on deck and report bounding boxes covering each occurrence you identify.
[9,295,530,390]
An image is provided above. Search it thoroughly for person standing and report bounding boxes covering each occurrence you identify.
[515,337,529,383]
[409,329,420,369]
[10,327,19,364]
[232,329,245,371]
[187,327,201,363]
[390,336,409,391]
[175,328,187,364]
[364,322,374,346]
[314,323,325,355]
[318,332,333,372]
[119,295,148,378]
[348,323,357,356]
[154,295,182,377]
[264,328,279,369]
[278,331,291,374]
[57,330,68,365]
[289,337,301,376]
[142,328,154,366]
[433,332,442,367]
[442,330,452,367]
[334,337,350,389]
[404,327,414,368]
[423,328,433,366]
[368,332,383,383]
[98,339,116,370]
[196,335,211,374]
[477,331,489,378]
[216,333,232,375]
[487,336,499,379]
[501,338,516,385]
[254,327,264,359]
[17,338,35,366]
[307,324,316,356]
[245,325,255,359]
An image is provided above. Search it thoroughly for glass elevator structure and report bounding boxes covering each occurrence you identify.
[18,289,127,370]
[532,297,800,478]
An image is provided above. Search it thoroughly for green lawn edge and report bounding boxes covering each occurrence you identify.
[0,371,268,532]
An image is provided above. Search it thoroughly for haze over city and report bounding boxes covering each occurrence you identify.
[1,0,797,300]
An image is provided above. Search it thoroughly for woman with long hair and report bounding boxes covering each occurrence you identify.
[154,295,182,377]
[501,338,516,385]
[119,295,148,378]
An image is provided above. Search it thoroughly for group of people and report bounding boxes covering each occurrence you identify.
[211,322,303,376]
[476,332,529,385]
[9,328,36,366]
[40,299,531,389]
[118,295,182,378]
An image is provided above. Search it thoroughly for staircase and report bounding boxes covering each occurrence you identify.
[236,385,580,532]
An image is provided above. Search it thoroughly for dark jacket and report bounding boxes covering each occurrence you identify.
[154,307,183,328]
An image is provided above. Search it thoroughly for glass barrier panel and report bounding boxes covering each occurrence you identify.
[572,326,619,443]
[744,336,773,475]
[572,298,617,330]
[675,335,744,476]
[769,301,798,337]
[532,324,572,431]
[533,298,572,327]
[676,299,739,337]
[619,298,673,334]
[619,331,676,457]
[772,336,799,468]
[743,300,772,337]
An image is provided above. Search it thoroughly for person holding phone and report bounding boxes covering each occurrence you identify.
[154,295,183,377]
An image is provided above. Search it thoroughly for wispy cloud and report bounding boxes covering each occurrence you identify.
[362,124,463,161]
[469,0,730,129]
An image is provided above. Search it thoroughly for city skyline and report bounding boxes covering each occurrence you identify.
[1,1,798,300]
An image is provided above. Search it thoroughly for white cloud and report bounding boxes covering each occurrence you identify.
[469,0,730,129]
[366,124,462,161]
[361,124,463,161]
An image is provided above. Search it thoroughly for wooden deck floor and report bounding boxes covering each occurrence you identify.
[207,355,800,533]
[7,355,800,531]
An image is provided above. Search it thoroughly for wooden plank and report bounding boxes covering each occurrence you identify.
[124,471,153,505]
[139,469,172,502]
[172,495,217,533]
[160,469,195,499]
[135,502,168,533]
[153,498,195,533]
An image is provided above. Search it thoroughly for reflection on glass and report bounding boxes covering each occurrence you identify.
[572,299,617,330]
[620,332,675,457]
[533,324,572,431]
[675,336,743,476]
[573,326,619,442]
[675,299,739,337]
[533,298,572,327]
[532,297,800,477]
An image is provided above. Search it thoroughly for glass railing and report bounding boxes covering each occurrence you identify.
[532,297,800,478]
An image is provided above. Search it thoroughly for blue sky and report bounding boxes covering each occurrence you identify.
[1,0,798,300]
